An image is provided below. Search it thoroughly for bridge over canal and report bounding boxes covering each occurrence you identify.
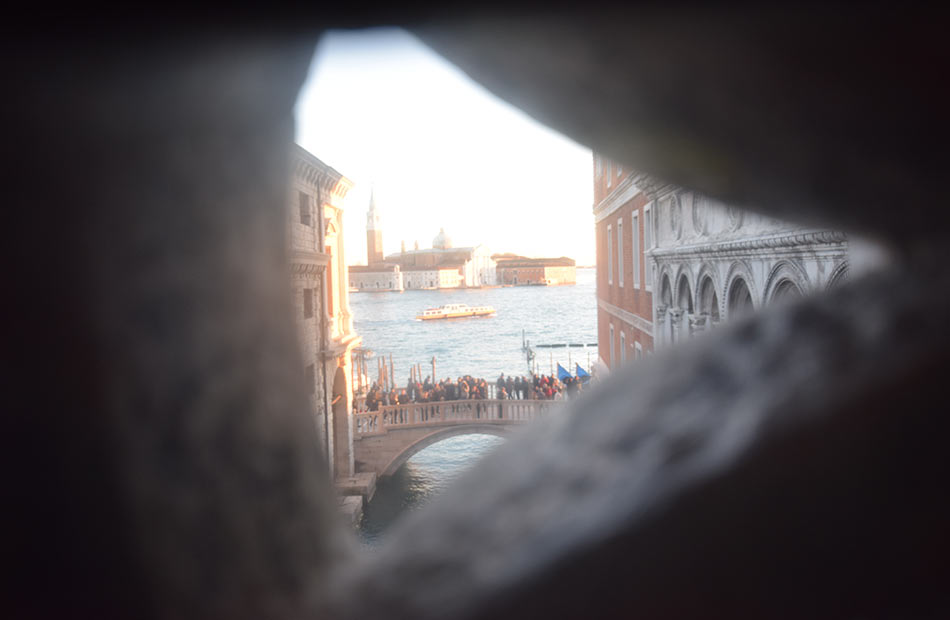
[353,399,553,477]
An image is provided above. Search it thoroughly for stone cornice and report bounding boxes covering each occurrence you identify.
[292,145,354,200]
[631,171,675,201]
[598,298,653,337]
[593,176,640,222]
[649,230,848,260]
[291,250,330,275]
[324,332,362,358]
[593,171,680,222]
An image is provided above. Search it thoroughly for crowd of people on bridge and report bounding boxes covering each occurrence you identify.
[361,372,587,412]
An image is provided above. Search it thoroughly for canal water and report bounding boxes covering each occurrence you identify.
[350,267,597,545]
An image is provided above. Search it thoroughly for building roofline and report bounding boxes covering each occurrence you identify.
[292,143,354,198]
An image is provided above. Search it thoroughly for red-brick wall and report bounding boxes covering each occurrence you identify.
[594,158,653,368]
[593,154,634,206]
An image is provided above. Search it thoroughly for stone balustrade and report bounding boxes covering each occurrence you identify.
[354,399,554,437]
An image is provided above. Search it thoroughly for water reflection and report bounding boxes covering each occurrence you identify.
[359,434,505,546]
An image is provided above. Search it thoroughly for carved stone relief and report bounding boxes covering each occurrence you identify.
[726,206,743,231]
[692,193,706,235]
[670,194,683,240]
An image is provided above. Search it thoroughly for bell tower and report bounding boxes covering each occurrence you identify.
[366,189,383,265]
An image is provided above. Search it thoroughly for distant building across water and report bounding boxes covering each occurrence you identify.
[493,254,577,286]
[348,194,575,291]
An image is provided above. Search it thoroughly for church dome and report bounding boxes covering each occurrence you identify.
[432,227,452,249]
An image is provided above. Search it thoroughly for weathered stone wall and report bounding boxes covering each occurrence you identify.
[8,7,949,620]
[650,188,850,345]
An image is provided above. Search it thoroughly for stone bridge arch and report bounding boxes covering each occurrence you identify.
[373,425,512,478]
[352,399,552,477]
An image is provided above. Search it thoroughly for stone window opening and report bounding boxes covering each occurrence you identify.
[617,218,623,287]
[609,322,615,366]
[632,212,640,289]
[298,190,311,226]
[607,224,613,284]
[643,204,654,290]
[303,288,313,318]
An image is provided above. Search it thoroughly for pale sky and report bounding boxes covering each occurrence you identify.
[294,28,595,266]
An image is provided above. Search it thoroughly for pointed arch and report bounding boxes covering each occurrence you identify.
[763,260,809,305]
[727,277,754,319]
[695,263,721,320]
[659,270,673,307]
[698,274,721,322]
[827,261,850,289]
[675,272,693,314]
[724,260,757,320]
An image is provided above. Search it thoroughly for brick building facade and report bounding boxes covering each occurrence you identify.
[594,156,654,370]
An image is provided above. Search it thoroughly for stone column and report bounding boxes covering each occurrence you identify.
[655,306,668,348]
[680,311,692,341]
[669,309,683,344]
[690,313,708,336]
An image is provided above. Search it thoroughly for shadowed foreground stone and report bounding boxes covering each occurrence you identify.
[5,35,352,620]
[5,7,949,620]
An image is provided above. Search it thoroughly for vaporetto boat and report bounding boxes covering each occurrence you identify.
[415,303,496,321]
